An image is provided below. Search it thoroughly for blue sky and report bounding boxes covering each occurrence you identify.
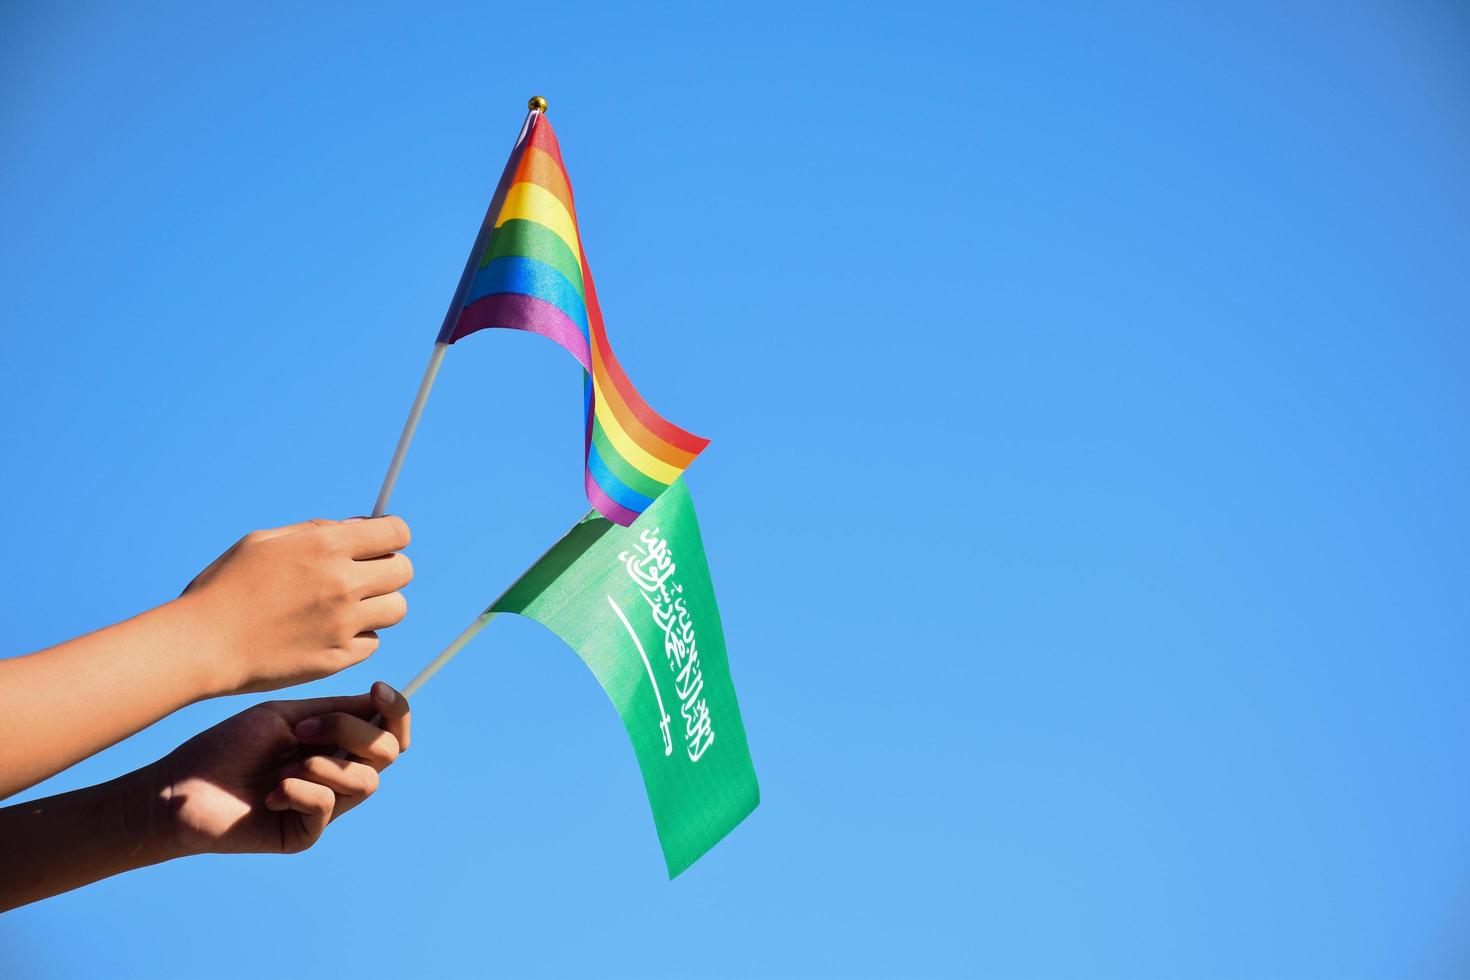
[2,2,1468,977]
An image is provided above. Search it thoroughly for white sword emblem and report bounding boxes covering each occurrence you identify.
[606,594,674,756]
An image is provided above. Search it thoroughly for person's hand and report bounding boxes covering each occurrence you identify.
[180,517,412,696]
[0,516,412,804]
[159,683,410,856]
[0,685,410,910]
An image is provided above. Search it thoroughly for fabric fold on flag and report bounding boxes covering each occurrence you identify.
[438,113,708,525]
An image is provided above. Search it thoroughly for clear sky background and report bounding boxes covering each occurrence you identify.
[2,2,1468,977]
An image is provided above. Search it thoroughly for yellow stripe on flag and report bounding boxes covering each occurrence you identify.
[496,182,583,274]
[592,376,685,484]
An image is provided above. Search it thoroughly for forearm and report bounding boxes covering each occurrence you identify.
[0,761,180,911]
[0,596,226,799]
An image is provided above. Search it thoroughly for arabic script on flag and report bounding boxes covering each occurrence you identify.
[618,528,716,763]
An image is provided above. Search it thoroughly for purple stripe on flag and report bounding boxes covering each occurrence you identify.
[585,469,640,526]
[450,292,592,370]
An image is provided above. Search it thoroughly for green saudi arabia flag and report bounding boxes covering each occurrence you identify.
[490,478,759,877]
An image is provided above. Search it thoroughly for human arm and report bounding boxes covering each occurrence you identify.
[0,682,410,911]
[0,517,412,799]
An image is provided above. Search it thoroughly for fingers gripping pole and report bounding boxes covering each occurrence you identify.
[372,342,448,518]
[333,610,496,759]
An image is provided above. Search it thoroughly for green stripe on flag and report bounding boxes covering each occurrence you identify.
[591,419,671,500]
[481,218,585,297]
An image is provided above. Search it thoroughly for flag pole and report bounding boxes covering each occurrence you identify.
[368,96,547,517]
[331,608,497,758]
[398,506,595,699]
[371,343,447,517]
[403,611,499,697]
[338,506,588,756]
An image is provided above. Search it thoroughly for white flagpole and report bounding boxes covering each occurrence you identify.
[371,342,447,517]
[397,507,595,700]
[402,611,499,698]
[342,508,586,752]
[368,98,546,517]
[339,606,499,753]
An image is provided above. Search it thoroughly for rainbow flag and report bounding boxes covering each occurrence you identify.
[436,110,708,526]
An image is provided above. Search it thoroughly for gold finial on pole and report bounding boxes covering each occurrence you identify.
[528,95,548,113]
